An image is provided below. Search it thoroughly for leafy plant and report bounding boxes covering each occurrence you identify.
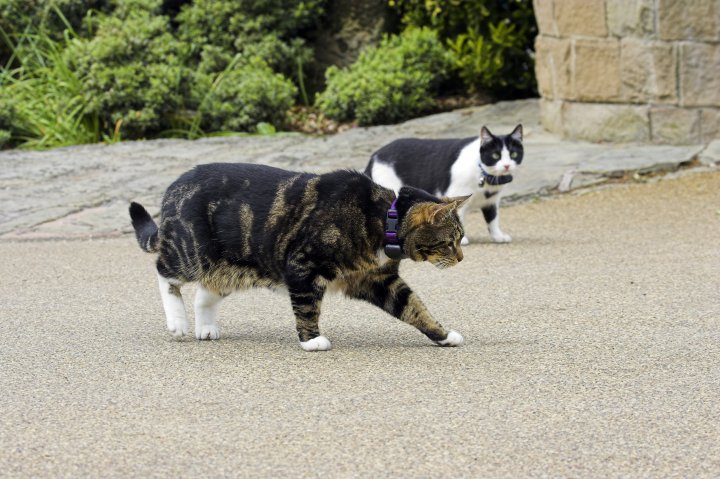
[389,0,537,95]
[177,0,323,80]
[193,56,297,133]
[0,11,100,149]
[63,7,192,139]
[315,27,451,125]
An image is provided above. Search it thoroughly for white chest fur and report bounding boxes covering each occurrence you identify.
[443,139,507,208]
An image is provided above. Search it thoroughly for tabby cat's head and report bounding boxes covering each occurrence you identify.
[397,187,469,269]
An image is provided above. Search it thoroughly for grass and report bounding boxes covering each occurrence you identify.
[0,9,107,149]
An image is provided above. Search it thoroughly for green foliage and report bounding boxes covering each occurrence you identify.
[0,0,109,44]
[177,0,324,51]
[0,18,101,149]
[389,0,537,94]
[177,0,323,79]
[0,97,14,147]
[64,7,192,139]
[193,57,297,133]
[0,0,538,148]
[315,28,451,125]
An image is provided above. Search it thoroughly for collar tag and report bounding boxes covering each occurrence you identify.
[479,169,513,187]
[384,199,404,260]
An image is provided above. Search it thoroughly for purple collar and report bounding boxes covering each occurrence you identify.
[384,199,404,260]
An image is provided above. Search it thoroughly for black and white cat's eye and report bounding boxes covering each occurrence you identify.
[510,152,518,159]
[492,152,500,160]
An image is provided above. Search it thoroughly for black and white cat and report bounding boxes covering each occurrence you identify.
[365,125,523,245]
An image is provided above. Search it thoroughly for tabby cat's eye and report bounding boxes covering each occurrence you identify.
[492,152,500,160]
[510,152,518,159]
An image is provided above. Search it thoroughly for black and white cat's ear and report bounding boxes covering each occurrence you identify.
[510,124,523,142]
[480,126,494,145]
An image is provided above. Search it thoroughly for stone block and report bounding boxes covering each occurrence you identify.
[554,0,608,37]
[658,0,719,41]
[621,39,677,103]
[562,102,650,143]
[679,43,720,107]
[650,107,701,144]
[533,0,558,36]
[701,109,720,142]
[698,139,720,164]
[535,36,573,100]
[539,99,564,134]
[573,39,621,101]
[607,0,656,38]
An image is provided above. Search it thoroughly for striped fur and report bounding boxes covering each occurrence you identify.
[130,163,469,350]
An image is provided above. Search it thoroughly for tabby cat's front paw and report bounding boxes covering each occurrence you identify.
[300,335,332,352]
[436,330,464,347]
[196,325,220,340]
[490,231,512,243]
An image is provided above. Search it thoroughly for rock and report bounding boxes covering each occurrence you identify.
[650,107,702,145]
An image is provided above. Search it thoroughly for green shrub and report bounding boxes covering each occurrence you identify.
[390,0,537,95]
[0,0,109,41]
[0,27,101,149]
[0,97,14,147]
[177,0,322,75]
[177,0,324,52]
[64,7,192,138]
[315,27,451,125]
[194,57,297,133]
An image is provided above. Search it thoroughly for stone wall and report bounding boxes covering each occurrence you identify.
[534,0,720,144]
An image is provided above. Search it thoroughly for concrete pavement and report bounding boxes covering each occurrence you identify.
[1,170,719,477]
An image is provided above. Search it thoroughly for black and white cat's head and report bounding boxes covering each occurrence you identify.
[479,124,523,176]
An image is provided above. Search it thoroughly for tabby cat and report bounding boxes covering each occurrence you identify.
[129,163,469,351]
[366,125,523,245]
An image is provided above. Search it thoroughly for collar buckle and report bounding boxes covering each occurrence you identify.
[384,199,404,260]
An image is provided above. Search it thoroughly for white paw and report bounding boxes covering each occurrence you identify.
[196,325,220,340]
[300,335,332,352]
[167,318,188,337]
[436,330,464,347]
[460,236,470,246]
[490,232,512,243]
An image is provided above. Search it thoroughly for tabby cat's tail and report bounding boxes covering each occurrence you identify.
[129,202,159,253]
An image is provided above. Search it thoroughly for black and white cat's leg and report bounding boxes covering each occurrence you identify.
[482,200,512,243]
[194,284,223,340]
[343,270,463,347]
[157,273,188,337]
[288,278,331,351]
[457,203,471,246]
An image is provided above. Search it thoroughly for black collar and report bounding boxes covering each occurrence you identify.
[479,170,513,186]
[384,198,405,260]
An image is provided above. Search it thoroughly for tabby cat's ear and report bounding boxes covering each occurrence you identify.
[480,126,494,145]
[511,124,523,142]
[427,202,456,224]
[448,194,471,209]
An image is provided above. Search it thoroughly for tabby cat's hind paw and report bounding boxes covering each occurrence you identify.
[300,335,332,352]
[167,318,188,337]
[436,330,464,347]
